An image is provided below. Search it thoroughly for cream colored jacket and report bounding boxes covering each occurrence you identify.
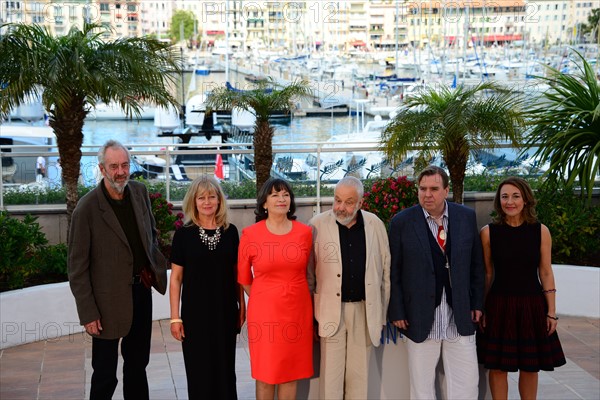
[308,210,391,346]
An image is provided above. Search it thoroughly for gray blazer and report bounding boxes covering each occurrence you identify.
[68,180,167,339]
[388,203,484,343]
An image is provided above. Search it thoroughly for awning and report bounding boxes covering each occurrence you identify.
[351,40,366,47]
[482,34,523,42]
[445,34,523,42]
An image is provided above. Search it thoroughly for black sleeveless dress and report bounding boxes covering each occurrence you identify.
[170,224,240,399]
[477,222,566,372]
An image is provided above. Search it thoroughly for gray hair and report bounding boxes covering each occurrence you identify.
[336,176,364,198]
[97,140,130,166]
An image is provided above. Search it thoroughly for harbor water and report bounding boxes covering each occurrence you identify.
[3,67,528,187]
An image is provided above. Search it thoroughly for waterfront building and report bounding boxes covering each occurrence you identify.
[140,0,174,40]
[529,1,597,45]
[0,0,144,38]
[0,1,595,49]
[0,0,91,37]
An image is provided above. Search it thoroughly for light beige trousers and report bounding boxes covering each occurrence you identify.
[405,334,478,399]
[319,301,372,400]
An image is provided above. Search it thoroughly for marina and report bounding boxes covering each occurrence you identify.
[1,40,598,193]
[0,110,534,197]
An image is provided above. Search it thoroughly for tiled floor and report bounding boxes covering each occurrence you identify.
[1,316,598,399]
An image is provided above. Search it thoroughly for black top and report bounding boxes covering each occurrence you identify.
[489,222,542,295]
[101,181,147,275]
[337,210,367,302]
[170,223,240,334]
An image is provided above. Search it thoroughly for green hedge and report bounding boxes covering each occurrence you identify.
[535,183,600,266]
[2,179,336,205]
[462,172,545,192]
[0,211,68,291]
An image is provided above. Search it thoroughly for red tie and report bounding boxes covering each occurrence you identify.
[437,224,446,252]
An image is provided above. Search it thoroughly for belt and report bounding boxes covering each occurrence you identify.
[342,299,365,303]
[132,275,142,284]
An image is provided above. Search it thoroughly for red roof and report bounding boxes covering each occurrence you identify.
[445,34,522,43]
[481,34,523,42]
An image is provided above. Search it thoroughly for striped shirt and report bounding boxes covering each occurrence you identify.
[422,203,459,341]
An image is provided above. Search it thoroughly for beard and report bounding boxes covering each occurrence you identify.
[334,207,359,226]
[105,173,129,194]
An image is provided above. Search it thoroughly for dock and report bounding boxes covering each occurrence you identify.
[295,107,349,117]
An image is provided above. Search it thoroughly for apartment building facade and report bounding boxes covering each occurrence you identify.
[1,1,596,48]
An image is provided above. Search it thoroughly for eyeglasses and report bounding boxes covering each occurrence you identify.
[106,162,130,171]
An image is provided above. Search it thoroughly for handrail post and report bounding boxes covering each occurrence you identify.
[0,151,4,209]
[165,147,171,203]
[316,145,322,214]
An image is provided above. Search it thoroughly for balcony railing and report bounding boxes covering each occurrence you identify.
[1,140,566,209]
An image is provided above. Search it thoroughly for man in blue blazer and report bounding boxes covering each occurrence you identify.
[388,165,484,399]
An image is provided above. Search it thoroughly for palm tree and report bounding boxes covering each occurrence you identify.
[204,78,312,193]
[0,23,180,228]
[523,51,600,204]
[380,82,526,203]
[580,8,599,41]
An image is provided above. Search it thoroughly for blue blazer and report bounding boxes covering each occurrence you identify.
[388,202,484,343]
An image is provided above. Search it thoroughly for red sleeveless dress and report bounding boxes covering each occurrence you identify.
[238,220,314,384]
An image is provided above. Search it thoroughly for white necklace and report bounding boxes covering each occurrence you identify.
[198,226,221,250]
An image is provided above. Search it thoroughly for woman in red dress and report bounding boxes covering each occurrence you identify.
[238,178,313,400]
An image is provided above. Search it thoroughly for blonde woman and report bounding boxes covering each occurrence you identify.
[169,176,245,399]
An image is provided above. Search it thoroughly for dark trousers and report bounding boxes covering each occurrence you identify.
[90,283,152,400]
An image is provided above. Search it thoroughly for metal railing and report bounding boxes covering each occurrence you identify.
[0,140,384,206]
[0,140,542,209]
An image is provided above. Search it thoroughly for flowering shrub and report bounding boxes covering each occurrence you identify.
[149,192,183,260]
[362,176,418,229]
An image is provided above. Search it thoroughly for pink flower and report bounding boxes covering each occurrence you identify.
[362,176,417,228]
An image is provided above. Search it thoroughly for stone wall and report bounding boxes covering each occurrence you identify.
[5,192,496,245]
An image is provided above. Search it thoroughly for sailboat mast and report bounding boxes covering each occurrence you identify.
[395,0,399,77]
[179,22,186,128]
[225,0,230,83]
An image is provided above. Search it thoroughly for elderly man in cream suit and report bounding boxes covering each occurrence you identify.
[308,176,391,399]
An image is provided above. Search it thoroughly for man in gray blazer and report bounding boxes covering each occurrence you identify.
[68,140,167,400]
[389,166,484,399]
[308,177,390,399]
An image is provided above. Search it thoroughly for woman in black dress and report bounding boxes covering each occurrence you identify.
[169,175,245,399]
[479,177,565,399]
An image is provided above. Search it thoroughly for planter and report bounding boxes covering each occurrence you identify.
[553,265,600,317]
[1,266,597,350]
[0,272,172,350]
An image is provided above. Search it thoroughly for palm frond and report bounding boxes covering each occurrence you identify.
[524,50,600,202]
[380,81,526,202]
